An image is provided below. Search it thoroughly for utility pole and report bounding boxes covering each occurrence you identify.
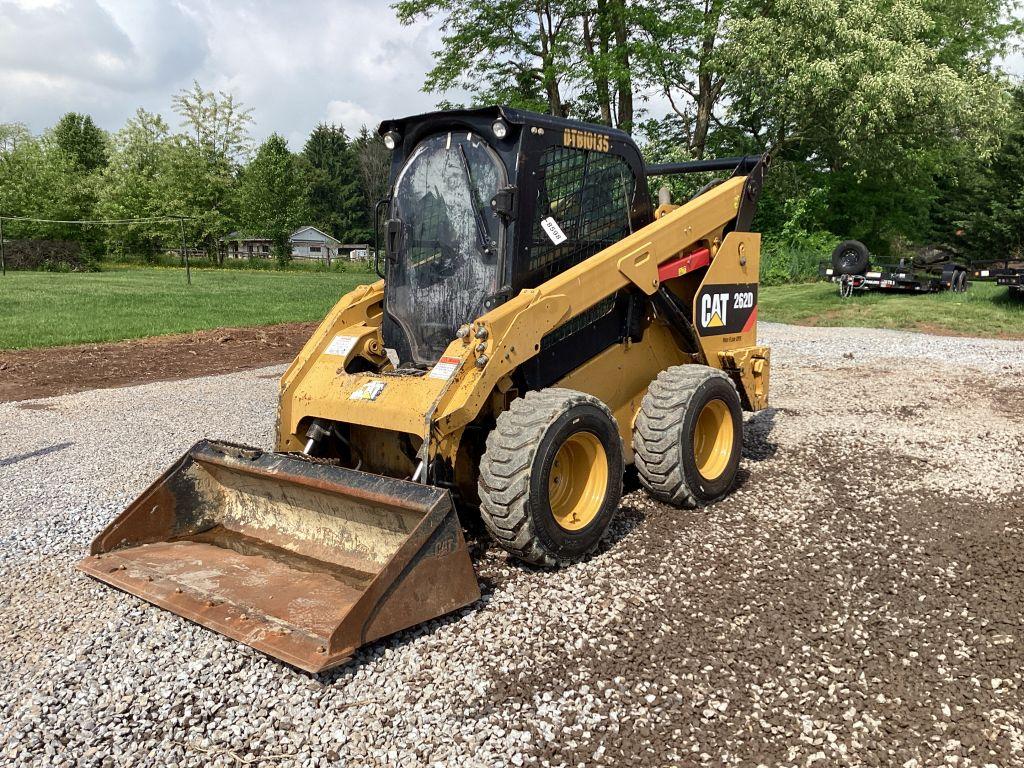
[0,216,5,276]
[178,217,191,285]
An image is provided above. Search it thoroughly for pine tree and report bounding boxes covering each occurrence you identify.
[51,112,109,172]
[302,123,364,242]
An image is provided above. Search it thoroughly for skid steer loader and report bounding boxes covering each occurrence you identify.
[79,107,771,673]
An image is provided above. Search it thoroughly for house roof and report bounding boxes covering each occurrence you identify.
[289,226,341,245]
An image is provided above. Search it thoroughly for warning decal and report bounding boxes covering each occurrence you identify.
[349,380,386,401]
[324,334,358,357]
[428,356,462,380]
[694,284,758,336]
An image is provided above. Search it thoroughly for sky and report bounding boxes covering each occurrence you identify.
[0,0,1021,150]
[0,0,460,148]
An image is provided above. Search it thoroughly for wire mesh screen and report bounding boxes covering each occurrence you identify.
[528,146,635,280]
[529,145,635,347]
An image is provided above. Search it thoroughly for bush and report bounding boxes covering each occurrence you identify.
[0,239,95,271]
[760,230,837,286]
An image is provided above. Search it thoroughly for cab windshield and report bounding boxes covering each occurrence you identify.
[386,132,505,365]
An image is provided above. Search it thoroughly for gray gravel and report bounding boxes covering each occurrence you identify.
[1,324,1023,767]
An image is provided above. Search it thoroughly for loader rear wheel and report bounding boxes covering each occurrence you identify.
[633,365,742,507]
[478,388,624,566]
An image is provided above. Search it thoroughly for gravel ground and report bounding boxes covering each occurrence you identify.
[1,322,1022,767]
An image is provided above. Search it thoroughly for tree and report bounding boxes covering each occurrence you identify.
[931,85,1024,259]
[95,109,173,259]
[0,126,101,257]
[632,0,729,158]
[51,112,109,172]
[161,82,255,259]
[352,127,392,247]
[394,0,635,127]
[303,123,364,242]
[172,81,255,164]
[237,134,310,264]
[720,0,1018,248]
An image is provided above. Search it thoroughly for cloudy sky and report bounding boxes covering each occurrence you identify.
[0,0,1021,150]
[0,0,460,147]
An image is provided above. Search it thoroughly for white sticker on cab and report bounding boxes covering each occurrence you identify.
[540,216,567,245]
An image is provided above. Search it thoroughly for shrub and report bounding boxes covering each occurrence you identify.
[760,230,838,286]
[0,239,94,271]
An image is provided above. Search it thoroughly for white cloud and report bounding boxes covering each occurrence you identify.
[325,100,379,133]
[0,0,458,147]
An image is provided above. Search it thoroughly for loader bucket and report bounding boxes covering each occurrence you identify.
[77,440,480,673]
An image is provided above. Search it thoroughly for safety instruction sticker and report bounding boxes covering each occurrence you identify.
[349,380,386,401]
[324,334,358,357]
[540,216,567,245]
[428,356,462,380]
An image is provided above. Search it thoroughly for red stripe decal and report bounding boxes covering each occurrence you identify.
[742,305,758,333]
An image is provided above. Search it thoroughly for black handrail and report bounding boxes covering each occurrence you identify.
[645,156,762,176]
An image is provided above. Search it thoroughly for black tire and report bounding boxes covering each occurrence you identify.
[831,240,870,276]
[633,365,743,508]
[478,388,624,566]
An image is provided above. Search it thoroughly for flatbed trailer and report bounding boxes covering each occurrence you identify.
[819,261,969,298]
[971,259,1024,297]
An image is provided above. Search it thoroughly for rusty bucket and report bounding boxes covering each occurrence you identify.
[77,440,480,673]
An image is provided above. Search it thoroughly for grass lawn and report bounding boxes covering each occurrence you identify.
[0,266,376,349]
[760,280,1024,338]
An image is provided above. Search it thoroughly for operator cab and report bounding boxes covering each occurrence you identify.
[378,107,653,368]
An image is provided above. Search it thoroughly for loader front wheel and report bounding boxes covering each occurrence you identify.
[634,366,742,507]
[478,388,624,566]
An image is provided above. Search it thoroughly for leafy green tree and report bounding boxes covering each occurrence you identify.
[157,82,255,260]
[237,134,310,265]
[172,81,254,163]
[303,123,363,242]
[721,0,1019,249]
[931,85,1024,259]
[396,0,576,116]
[632,0,730,157]
[0,126,101,258]
[395,0,636,128]
[51,112,109,172]
[95,109,173,260]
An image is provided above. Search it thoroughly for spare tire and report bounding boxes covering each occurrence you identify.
[831,240,870,275]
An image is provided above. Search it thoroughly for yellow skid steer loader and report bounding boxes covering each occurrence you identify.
[79,107,771,673]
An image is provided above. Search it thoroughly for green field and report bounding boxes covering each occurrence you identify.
[3,267,1024,351]
[0,266,376,349]
[759,280,1024,338]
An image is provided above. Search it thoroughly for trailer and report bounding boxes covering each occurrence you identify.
[971,259,1024,298]
[820,240,969,298]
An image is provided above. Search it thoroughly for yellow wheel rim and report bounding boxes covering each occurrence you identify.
[694,399,734,481]
[547,432,608,531]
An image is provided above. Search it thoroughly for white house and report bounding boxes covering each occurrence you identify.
[223,227,369,263]
[288,226,342,261]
